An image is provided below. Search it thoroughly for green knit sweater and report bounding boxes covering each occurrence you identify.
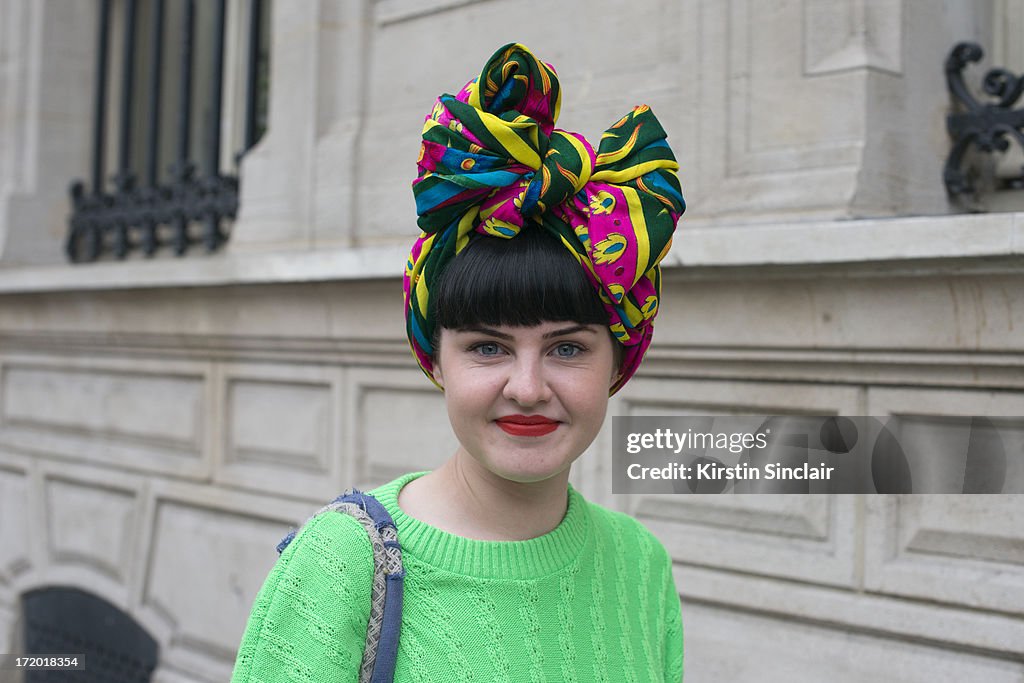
[231,472,683,682]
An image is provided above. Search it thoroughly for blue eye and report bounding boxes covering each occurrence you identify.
[471,342,502,356]
[554,343,584,358]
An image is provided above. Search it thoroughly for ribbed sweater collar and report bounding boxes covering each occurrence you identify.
[371,471,591,580]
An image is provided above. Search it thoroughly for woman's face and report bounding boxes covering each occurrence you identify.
[434,321,619,484]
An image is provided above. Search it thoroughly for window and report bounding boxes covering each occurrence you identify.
[67,0,271,262]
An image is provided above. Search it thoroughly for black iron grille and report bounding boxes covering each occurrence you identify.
[21,586,158,683]
[67,0,270,262]
[944,42,1024,202]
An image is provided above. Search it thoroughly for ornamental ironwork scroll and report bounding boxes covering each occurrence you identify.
[944,42,1024,200]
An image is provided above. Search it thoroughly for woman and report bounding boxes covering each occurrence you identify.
[231,43,685,682]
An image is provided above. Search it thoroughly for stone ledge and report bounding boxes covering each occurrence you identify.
[670,211,1024,268]
[3,334,1021,389]
[0,213,1020,294]
[0,244,411,295]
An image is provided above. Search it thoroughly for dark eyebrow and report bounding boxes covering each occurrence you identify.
[542,324,597,339]
[457,326,514,340]
[456,324,597,340]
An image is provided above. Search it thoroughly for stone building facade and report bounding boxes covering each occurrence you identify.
[1,1,1023,681]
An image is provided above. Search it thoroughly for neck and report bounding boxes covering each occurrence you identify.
[403,449,571,541]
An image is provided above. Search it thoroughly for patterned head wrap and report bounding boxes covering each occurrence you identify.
[404,43,685,395]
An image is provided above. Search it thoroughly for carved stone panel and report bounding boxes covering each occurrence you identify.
[0,358,207,477]
[688,0,866,220]
[0,462,31,583]
[45,476,137,583]
[346,368,457,487]
[613,377,862,587]
[218,363,342,501]
[865,495,1024,614]
[729,0,866,175]
[143,499,287,669]
[864,387,1024,614]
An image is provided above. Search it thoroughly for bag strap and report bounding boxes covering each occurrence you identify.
[276,490,404,683]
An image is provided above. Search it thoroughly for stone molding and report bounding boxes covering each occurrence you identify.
[0,212,1020,294]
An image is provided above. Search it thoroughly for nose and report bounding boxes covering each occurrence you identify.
[502,355,552,406]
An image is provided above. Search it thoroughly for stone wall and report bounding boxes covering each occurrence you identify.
[0,1,1023,681]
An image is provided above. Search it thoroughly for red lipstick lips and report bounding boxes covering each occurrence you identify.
[495,414,559,437]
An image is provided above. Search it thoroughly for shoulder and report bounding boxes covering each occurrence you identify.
[279,508,376,581]
[581,495,673,568]
[261,509,377,632]
[230,508,375,682]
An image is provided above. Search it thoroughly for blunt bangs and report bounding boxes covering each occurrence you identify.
[432,228,607,336]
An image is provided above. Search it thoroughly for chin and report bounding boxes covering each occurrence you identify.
[484,453,576,485]
[496,469,563,485]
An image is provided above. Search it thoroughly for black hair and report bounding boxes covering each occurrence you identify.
[431,227,609,349]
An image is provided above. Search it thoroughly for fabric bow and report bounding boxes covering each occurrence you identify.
[405,43,685,394]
